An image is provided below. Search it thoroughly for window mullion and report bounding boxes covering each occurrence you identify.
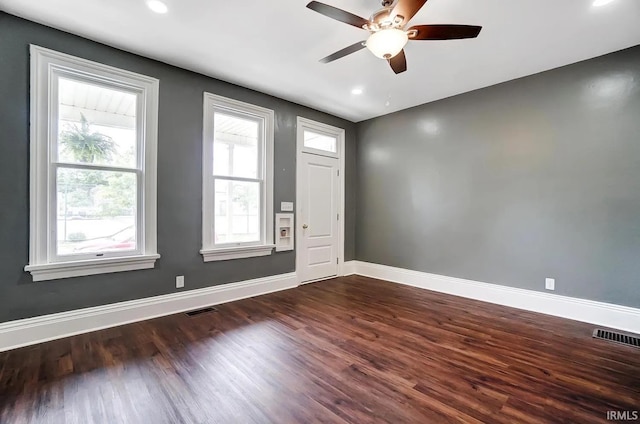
[211,175,262,184]
[52,162,141,174]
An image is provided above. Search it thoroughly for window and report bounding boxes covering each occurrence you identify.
[300,123,341,159]
[25,46,159,281]
[303,130,337,154]
[201,93,274,261]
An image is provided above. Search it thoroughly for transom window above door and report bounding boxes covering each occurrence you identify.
[303,130,337,154]
[300,123,341,159]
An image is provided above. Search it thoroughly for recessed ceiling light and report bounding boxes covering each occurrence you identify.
[592,0,614,7]
[147,0,168,14]
[351,87,364,95]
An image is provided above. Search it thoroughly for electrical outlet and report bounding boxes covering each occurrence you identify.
[545,278,555,291]
[176,275,185,289]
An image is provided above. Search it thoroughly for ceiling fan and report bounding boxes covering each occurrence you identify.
[306,0,482,74]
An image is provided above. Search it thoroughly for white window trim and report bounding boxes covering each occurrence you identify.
[201,93,274,262]
[25,45,160,282]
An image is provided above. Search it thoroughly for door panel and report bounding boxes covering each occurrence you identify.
[307,246,333,266]
[308,164,333,237]
[299,153,339,283]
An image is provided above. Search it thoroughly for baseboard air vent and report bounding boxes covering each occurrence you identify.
[186,307,218,317]
[592,329,640,348]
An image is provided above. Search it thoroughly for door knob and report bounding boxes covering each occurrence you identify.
[302,224,309,229]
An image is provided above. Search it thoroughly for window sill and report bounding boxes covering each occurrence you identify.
[200,244,275,262]
[25,254,160,282]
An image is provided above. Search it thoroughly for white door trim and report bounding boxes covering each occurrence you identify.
[296,117,346,284]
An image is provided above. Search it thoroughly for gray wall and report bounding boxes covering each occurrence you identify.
[0,12,356,323]
[356,45,640,308]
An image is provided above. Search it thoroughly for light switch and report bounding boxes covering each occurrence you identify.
[281,201,294,212]
[545,278,555,291]
[176,275,185,289]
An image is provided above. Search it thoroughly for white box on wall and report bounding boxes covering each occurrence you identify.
[275,213,294,252]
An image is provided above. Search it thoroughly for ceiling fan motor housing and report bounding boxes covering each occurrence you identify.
[367,7,403,30]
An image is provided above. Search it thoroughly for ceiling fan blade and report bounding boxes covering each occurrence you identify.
[408,24,482,40]
[389,50,407,74]
[320,41,367,64]
[390,0,428,26]
[306,1,370,29]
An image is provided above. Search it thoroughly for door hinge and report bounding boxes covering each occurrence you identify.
[337,213,339,220]
[336,258,339,264]
[337,169,339,177]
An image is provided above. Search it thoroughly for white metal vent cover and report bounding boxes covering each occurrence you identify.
[592,329,640,349]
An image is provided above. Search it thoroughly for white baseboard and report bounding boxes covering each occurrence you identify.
[0,272,298,352]
[4,262,638,352]
[342,260,357,276]
[352,261,640,334]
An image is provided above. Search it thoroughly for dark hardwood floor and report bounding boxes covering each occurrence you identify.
[1,275,638,423]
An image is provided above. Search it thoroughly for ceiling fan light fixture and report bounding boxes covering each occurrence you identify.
[146,0,168,14]
[366,28,408,60]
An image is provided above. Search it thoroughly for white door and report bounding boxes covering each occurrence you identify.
[298,153,340,283]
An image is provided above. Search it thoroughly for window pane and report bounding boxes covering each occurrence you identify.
[214,179,260,244]
[58,77,137,168]
[213,112,259,178]
[57,168,137,256]
[304,130,337,153]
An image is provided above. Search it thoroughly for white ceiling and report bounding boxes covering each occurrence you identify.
[2,0,640,122]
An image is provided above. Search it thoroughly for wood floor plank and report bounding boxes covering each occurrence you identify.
[1,275,638,423]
